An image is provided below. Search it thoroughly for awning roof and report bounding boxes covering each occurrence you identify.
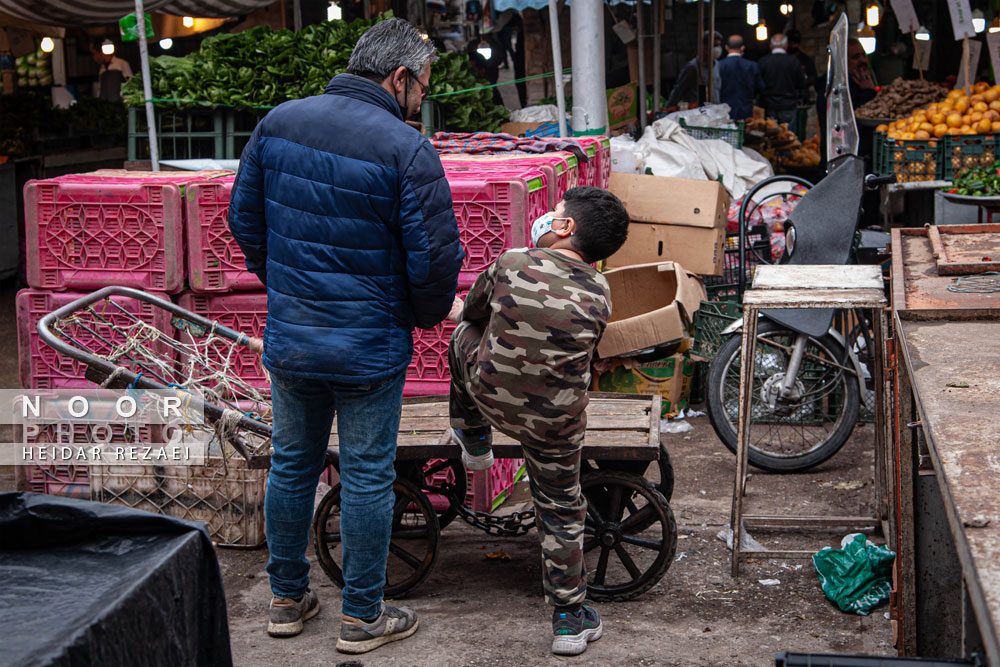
[0,0,276,26]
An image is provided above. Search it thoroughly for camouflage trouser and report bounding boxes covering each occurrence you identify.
[449,321,588,607]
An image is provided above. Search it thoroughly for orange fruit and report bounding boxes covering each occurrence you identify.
[901,132,916,140]
[974,101,989,112]
[947,113,964,128]
[976,81,990,93]
[971,111,984,123]
[985,110,1000,122]
[948,89,962,100]
[987,90,1000,102]
[979,118,993,133]
[992,121,1000,133]
[876,123,888,132]
[955,98,970,113]
[933,124,948,138]
[990,100,1000,112]
[972,94,986,104]
[930,112,946,125]
[948,127,964,135]
[963,114,974,126]
[914,129,931,140]
[919,122,934,132]
[963,126,978,135]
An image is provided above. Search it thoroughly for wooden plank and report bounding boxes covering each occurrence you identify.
[743,288,886,308]
[396,414,650,431]
[648,394,661,449]
[398,394,654,418]
[927,224,947,265]
[891,227,908,313]
[753,264,883,291]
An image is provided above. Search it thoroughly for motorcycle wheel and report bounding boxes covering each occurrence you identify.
[705,320,860,473]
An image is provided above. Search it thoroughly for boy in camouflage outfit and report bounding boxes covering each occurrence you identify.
[447,186,630,656]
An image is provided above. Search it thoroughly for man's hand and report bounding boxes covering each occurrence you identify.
[446,295,464,323]
[851,64,875,90]
[406,120,427,134]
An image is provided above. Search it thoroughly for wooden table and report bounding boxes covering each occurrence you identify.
[891,226,1000,663]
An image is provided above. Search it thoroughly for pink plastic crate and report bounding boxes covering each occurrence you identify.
[20,421,157,499]
[404,288,468,397]
[177,292,269,390]
[25,178,185,292]
[16,289,173,389]
[48,169,232,185]
[184,178,260,293]
[443,156,561,209]
[445,170,547,285]
[542,137,610,188]
[470,457,526,512]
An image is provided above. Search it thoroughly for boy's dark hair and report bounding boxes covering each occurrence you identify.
[562,186,630,262]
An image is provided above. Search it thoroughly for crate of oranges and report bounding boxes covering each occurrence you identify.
[876,82,1000,182]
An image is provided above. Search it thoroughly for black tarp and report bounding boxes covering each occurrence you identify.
[0,492,232,667]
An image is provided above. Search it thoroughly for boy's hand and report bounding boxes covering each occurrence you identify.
[447,295,464,323]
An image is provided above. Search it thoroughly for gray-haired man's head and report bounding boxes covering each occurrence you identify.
[770,33,788,49]
[348,18,438,119]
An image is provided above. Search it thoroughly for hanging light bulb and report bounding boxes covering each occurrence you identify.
[780,4,793,16]
[858,27,876,55]
[972,9,986,34]
[327,2,342,20]
[40,37,55,53]
[101,39,115,55]
[866,2,880,27]
[476,40,493,60]
[159,38,173,49]
[914,26,930,41]
[990,17,1000,34]
[182,16,194,28]
[746,2,759,27]
[756,23,768,42]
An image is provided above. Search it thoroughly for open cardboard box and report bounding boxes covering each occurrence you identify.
[598,261,706,359]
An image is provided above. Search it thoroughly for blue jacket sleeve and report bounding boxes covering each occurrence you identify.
[228,122,268,287]
[397,140,465,329]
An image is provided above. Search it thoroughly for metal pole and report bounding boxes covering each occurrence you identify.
[652,0,660,116]
[707,0,715,103]
[636,0,647,130]
[696,0,704,104]
[548,0,568,137]
[134,0,159,171]
[570,0,608,135]
[293,0,303,30]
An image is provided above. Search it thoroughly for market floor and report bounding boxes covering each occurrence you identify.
[220,419,894,667]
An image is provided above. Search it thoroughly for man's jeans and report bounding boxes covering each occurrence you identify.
[266,368,406,620]
[767,108,797,127]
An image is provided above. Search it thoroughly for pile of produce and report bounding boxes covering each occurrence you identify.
[0,93,126,157]
[15,45,52,88]
[877,82,1000,140]
[856,77,946,119]
[948,160,1000,197]
[122,13,508,132]
[743,117,821,168]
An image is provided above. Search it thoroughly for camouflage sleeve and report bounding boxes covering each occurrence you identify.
[460,256,500,322]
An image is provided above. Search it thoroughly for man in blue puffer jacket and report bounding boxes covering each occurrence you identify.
[228,18,464,654]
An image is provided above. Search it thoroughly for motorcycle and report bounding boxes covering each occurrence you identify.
[703,15,894,473]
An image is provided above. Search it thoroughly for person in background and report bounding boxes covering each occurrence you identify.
[847,38,876,108]
[787,29,818,104]
[91,40,132,102]
[666,31,722,109]
[228,18,463,655]
[757,32,808,125]
[716,34,764,121]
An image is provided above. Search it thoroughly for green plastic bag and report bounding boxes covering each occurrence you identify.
[812,533,896,615]
[119,13,154,42]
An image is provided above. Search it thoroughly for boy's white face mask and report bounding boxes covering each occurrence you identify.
[530,213,569,247]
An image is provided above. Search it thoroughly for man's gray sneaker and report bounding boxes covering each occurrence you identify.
[552,605,602,656]
[267,589,320,637]
[449,426,494,471]
[336,602,419,654]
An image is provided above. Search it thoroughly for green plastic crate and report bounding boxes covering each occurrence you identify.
[692,299,740,360]
[679,118,745,149]
[943,133,998,179]
[128,106,224,161]
[882,136,943,182]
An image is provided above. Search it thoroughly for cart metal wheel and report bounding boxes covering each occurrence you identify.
[419,458,467,530]
[313,476,440,598]
[582,470,677,602]
[583,440,674,534]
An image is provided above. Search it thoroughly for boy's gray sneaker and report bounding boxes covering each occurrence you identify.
[336,602,419,654]
[449,426,494,471]
[267,589,320,637]
[552,605,603,656]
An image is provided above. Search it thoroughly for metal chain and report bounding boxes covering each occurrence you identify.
[438,482,536,537]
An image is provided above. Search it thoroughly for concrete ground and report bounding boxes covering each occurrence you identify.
[0,280,894,666]
[220,421,893,667]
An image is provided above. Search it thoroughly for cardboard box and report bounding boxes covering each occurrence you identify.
[598,262,705,359]
[605,221,725,275]
[608,173,730,229]
[592,351,695,417]
[501,122,554,137]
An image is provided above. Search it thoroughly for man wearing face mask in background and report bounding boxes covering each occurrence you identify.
[666,31,723,109]
[228,18,463,654]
